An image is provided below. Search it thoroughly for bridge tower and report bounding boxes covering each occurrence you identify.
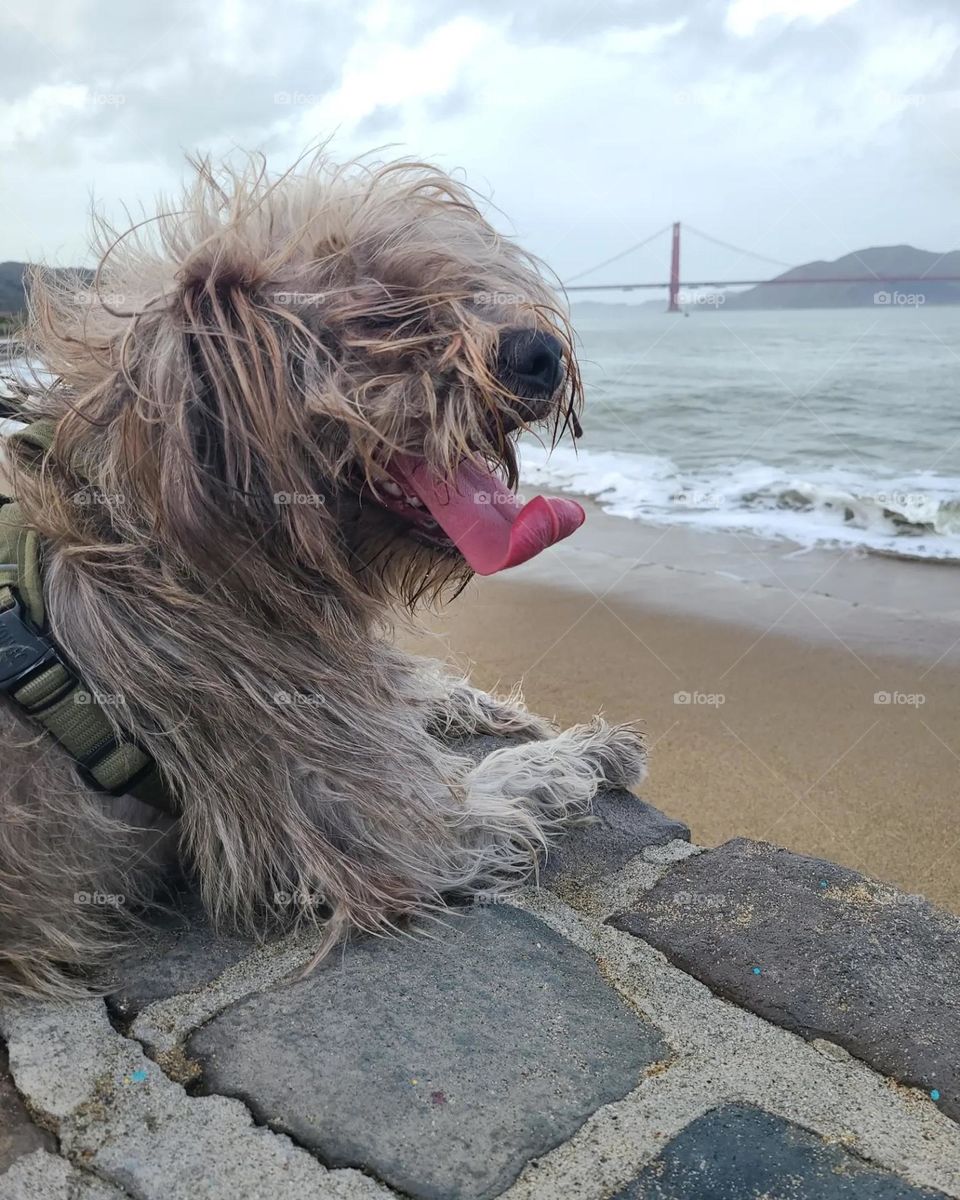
[667,221,681,313]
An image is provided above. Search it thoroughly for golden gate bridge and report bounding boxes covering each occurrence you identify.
[564,222,960,311]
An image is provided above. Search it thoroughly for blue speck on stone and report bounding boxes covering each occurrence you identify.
[931,1089,941,1101]
[752,966,762,975]
[819,880,829,888]
[129,1069,148,1084]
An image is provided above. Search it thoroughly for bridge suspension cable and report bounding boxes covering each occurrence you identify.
[681,223,794,271]
[565,224,672,284]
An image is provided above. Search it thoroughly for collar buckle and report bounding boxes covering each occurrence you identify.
[0,590,58,693]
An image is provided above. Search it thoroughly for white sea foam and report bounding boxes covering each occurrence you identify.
[520,443,960,561]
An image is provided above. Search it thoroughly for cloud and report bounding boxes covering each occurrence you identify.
[0,1,359,164]
[1,0,959,280]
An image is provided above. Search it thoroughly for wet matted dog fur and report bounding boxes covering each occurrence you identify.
[0,152,644,997]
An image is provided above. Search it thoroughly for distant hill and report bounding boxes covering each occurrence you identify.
[722,245,960,309]
[0,261,94,320]
[0,262,29,316]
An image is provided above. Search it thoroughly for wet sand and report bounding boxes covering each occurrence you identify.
[400,501,960,913]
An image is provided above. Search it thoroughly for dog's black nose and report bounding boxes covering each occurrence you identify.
[496,328,564,402]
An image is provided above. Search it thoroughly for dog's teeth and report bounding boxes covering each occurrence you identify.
[382,482,403,498]
[405,495,424,508]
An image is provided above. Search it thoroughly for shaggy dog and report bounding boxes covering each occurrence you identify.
[0,153,644,998]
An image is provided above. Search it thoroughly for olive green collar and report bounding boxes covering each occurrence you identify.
[0,420,175,814]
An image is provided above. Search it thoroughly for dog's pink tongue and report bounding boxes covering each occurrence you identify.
[391,456,585,575]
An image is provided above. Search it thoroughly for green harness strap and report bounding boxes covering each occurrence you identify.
[0,421,174,813]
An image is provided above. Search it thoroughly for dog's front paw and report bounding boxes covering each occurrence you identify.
[574,718,647,790]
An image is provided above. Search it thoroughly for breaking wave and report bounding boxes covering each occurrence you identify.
[520,444,960,561]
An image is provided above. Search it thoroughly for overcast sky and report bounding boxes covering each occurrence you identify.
[2,0,959,290]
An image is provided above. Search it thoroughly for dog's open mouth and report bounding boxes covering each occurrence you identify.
[378,455,585,575]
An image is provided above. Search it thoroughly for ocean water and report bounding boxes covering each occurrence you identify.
[7,307,960,560]
[520,305,960,561]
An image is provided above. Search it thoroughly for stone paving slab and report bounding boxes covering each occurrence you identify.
[188,904,669,1200]
[609,838,960,1121]
[610,1104,949,1199]
[108,890,256,1021]
[0,1043,55,1173]
[538,786,689,891]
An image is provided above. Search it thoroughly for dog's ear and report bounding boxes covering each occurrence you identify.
[141,265,337,583]
[31,249,351,593]
[179,268,286,498]
[19,253,358,614]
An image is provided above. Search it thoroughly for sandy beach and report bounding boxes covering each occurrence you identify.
[402,500,960,913]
